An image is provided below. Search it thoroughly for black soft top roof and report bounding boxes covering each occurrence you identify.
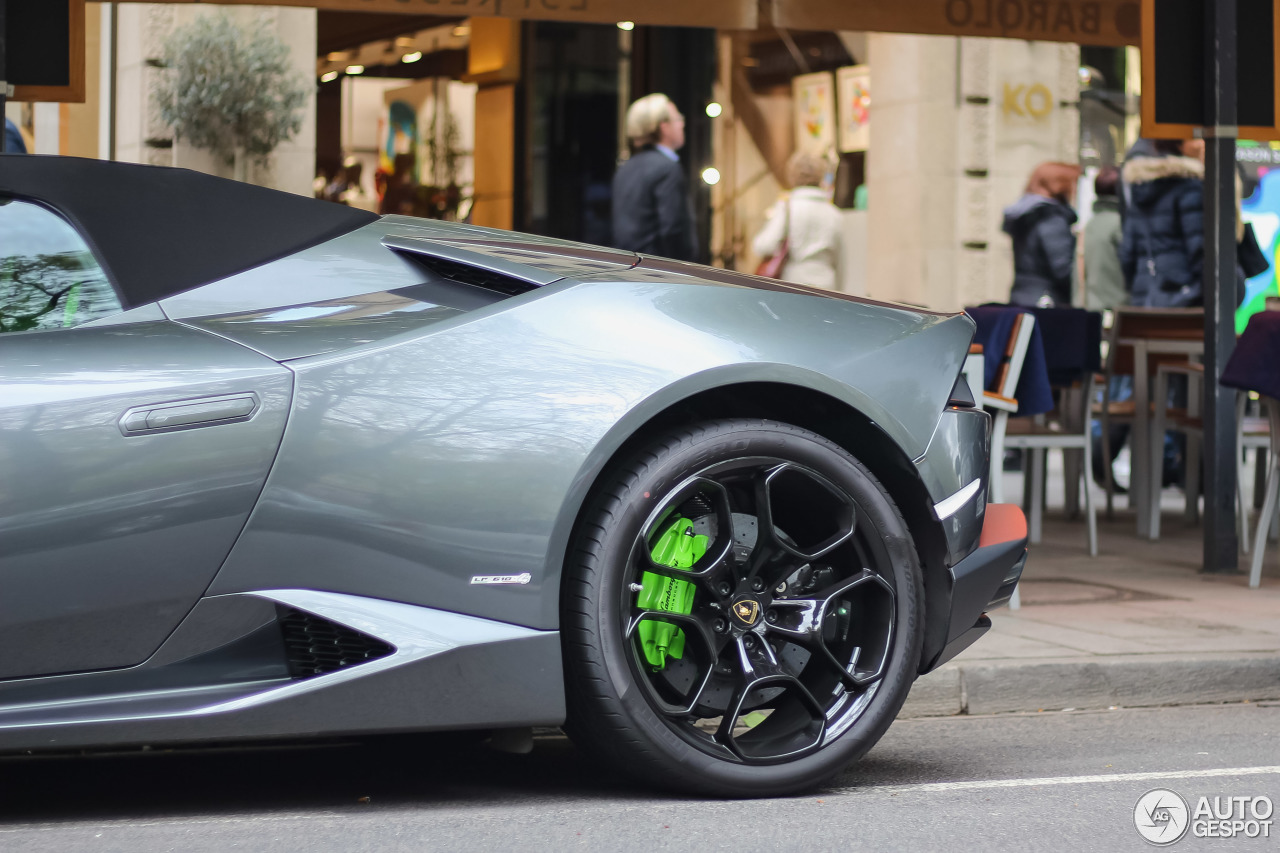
[0,155,378,308]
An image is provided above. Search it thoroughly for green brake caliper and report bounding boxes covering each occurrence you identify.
[637,517,708,669]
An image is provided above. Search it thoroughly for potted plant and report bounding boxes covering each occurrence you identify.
[154,14,308,183]
[424,101,464,219]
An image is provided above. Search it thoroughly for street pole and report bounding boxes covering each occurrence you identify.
[0,0,8,153]
[1202,0,1241,572]
[617,24,632,165]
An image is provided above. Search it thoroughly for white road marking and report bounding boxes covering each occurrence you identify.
[0,813,341,834]
[846,765,1280,795]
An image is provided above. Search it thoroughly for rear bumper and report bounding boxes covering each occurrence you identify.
[919,504,1028,673]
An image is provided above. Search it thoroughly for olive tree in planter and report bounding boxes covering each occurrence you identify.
[154,14,308,183]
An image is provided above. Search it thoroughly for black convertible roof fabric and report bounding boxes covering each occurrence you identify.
[0,155,378,308]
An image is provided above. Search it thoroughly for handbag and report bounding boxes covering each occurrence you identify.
[1239,222,1270,279]
[755,199,790,278]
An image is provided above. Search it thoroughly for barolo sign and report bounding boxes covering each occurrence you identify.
[771,0,1142,47]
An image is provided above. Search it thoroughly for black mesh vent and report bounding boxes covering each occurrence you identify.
[414,256,537,296]
[277,607,395,678]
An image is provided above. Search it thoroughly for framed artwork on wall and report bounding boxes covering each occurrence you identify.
[792,71,836,155]
[837,65,870,153]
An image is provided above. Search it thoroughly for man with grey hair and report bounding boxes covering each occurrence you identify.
[611,93,697,262]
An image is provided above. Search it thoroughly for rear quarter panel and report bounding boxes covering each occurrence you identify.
[208,278,972,629]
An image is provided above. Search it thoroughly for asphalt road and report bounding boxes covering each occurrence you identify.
[1,703,1277,852]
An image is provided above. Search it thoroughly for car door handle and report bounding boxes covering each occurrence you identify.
[119,393,260,436]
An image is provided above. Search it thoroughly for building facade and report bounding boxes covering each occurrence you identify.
[6,2,1138,314]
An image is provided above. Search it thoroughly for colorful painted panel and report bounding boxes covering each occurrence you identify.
[837,65,870,154]
[793,71,836,155]
[1240,167,1280,332]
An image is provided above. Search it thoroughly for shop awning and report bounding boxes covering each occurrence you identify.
[148,0,1143,44]
[152,0,759,30]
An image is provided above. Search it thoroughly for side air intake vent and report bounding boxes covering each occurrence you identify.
[277,607,394,678]
[412,255,537,296]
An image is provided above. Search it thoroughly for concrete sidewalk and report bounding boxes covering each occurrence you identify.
[900,472,1280,718]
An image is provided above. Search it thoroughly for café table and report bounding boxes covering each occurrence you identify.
[1104,308,1205,539]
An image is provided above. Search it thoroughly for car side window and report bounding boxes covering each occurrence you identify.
[0,198,121,333]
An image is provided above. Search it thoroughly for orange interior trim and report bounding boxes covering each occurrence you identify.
[979,503,1028,548]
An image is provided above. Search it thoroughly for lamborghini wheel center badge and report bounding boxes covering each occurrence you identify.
[730,597,762,627]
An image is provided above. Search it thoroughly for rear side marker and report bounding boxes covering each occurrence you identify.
[934,478,981,520]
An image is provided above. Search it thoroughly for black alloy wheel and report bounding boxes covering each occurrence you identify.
[562,419,923,797]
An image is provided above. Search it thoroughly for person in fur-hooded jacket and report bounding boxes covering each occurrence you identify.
[1118,138,1244,307]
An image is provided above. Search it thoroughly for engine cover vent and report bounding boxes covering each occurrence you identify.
[277,607,394,678]
[411,255,537,296]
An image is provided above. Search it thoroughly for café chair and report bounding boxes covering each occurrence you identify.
[1248,395,1280,588]
[963,343,984,405]
[983,311,1035,505]
[979,310,1036,610]
[1237,393,1278,557]
[996,307,1103,557]
[1005,375,1099,557]
[1148,371,1273,550]
[1146,362,1203,540]
[1095,307,1205,531]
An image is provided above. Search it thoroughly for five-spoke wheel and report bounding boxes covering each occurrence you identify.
[563,419,923,796]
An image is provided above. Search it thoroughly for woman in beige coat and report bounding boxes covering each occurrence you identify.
[752,152,844,291]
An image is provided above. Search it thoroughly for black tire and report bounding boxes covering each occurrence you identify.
[561,419,923,797]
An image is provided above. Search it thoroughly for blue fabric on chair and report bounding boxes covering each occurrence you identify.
[1028,306,1103,385]
[965,304,1055,416]
[1222,310,1280,400]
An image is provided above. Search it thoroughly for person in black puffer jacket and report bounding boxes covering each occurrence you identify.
[1120,138,1249,308]
[1003,162,1082,307]
[1119,139,1215,307]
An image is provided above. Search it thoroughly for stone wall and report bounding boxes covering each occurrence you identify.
[114,3,316,195]
[867,33,1080,311]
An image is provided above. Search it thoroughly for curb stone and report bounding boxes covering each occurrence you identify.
[898,653,1280,718]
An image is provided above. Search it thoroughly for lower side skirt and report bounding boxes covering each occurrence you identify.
[0,591,565,753]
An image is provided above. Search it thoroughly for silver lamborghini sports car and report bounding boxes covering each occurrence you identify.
[0,157,1026,797]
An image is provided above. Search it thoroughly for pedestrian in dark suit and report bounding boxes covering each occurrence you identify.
[611,93,696,262]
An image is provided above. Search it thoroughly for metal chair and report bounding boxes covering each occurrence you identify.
[984,311,1035,505]
[1237,393,1276,557]
[1248,395,1280,588]
[1147,362,1203,540]
[1005,374,1099,557]
[1147,368,1272,550]
[1095,308,1204,534]
[980,311,1035,609]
